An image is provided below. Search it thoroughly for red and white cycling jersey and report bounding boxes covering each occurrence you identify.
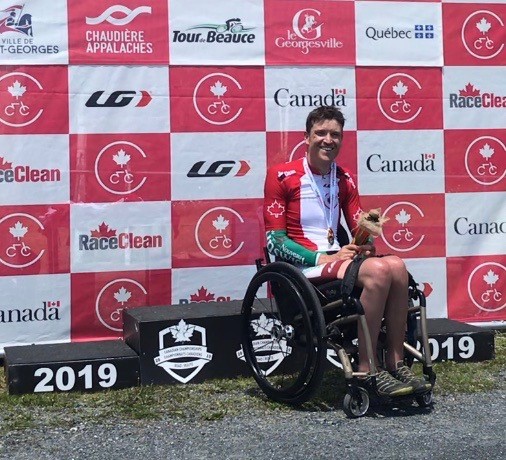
[264,157,363,252]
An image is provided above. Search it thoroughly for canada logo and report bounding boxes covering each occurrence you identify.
[377,73,423,124]
[461,10,504,60]
[468,262,505,313]
[465,136,506,186]
[154,319,213,383]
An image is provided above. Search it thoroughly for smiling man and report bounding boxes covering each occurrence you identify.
[263,105,432,398]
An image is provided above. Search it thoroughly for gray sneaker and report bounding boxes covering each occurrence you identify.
[362,370,414,397]
[390,365,432,394]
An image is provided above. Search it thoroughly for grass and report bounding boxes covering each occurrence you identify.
[0,333,504,432]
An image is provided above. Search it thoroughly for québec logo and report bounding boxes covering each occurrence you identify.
[449,83,506,109]
[377,73,423,124]
[187,160,250,178]
[85,90,152,108]
[78,222,162,251]
[274,87,347,108]
[468,263,505,313]
[461,11,504,60]
[274,8,343,54]
[0,300,61,324]
[465,137,506,186]
[0,155,61,184]
[366,153,436,173]
[173,17,256,44]
[366,24,434,41]
[179,286,231,305]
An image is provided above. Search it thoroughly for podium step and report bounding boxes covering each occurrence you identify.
[4,340,140,395]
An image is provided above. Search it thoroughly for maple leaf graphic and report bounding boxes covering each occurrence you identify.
[395,209,411,226]
[113,149,131,167]
[90,222,117,238]
[114,286,132,305]
[476,17,492,35]
[483,270,499,286]
[9,221,28,240]
[479,144,494,160]
[267,200,285,218]
[252,313,275,337]
[459,83,480,97]
[190,286,215,302]
[392,80,408,98]
[213,214,229,232]
[7,80,26,99]
[171,319,195,343]
[210,80,227,98]
[0,157,13,170]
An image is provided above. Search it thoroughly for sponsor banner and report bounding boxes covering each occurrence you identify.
[70,133,170,203]
[0,273,70,353]
[266,130,358,180]
[355,67,443,130]
[0,204,69,276]
[443,66,506,129]
[70,269,171,341]
[264,0,355,65]
[69,65,169,134]
[447,255,505,323]
[169,0,264,65]
[405,257,447,319]
[356,1,443,66]
[171,132,265,200]
[0,134,69,205]
[445,191,505,257]
[171,265,258,305]
[360,194,446,258]
[444,129,505,193]
[0,0,68,64]
[265,66,357,131]
[170,66,265,133]
[68,0,169,64]
[357,129,444,195]
[0,65,68,134]
[171,198,264,268]
[70,201,171,273]
[443,3,505,65]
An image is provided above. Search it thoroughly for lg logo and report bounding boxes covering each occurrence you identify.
[187,160,251,178]
[85,90,152,108]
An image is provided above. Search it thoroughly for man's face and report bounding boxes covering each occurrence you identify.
[305,118,343,165]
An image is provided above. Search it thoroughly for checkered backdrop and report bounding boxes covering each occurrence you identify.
[0,0,504,353]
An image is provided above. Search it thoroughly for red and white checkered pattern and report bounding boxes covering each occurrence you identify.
[0,0,504,351]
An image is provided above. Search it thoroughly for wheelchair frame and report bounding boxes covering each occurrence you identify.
[240,251,437,417]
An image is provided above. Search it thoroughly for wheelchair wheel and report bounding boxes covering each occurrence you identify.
[342,387,369,418]
[241,261,326,405]
[415,391,434,408]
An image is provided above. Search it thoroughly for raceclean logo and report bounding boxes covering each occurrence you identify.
[366,153,436,173]
[0,155,61,184]
[449,83,506,108]
[365,24,434,41]
[274,87,347,108]
[78,222,162,251]
[173,17,256,44]
[0,300,61,323]
[179,286,232,305]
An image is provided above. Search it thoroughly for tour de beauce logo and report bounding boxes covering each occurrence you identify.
[461,11,504,60]
[236,313,292,376]
[381,205,425,253]
[95,278,147,332]
[449,83,506,109]
[77,222,162,251]
[0,155,61,184]
[95,142,147,195]
[172,17,256,44]
[154,319,213,384]
[0,299,61,324]
[468,263,505,313]
[273,87,347,109]
[85,89,152,108]
[0,3,59,56]
[377,74,423,124]
[84,5,154,54]
[0,74,44,128]
[365,23,435,41]
[465,138,505,186]
[179,286,232,305]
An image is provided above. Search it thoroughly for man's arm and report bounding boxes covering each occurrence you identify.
[266,230,320,266]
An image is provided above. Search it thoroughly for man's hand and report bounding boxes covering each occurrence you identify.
[317,243,376,264]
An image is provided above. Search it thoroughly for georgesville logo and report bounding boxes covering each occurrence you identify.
[78,222,162,251]
[0,155,61,184]
[173,17,256,44]
[0,299,61,323]
[449,83,506,109]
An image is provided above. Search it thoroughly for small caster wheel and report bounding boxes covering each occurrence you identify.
[343,387,370,418]
[416,391,434,408]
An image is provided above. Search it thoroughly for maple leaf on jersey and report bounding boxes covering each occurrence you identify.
[90,222,117,238]
[395,209,411,226]
[210,80,227,98]
[7,80,26,99]
[483,270,499,286]
[114,286,132,305]
[476,17,492,34]
[479,144,494,160]
[213,214,229,232]
[171,319,195,342]
[190,286,215,302]
[459,83,480,97]
[392,80,408,98]
[10,221,28,239]
[113,149,131,167]
[0,157,12,170]
[267,200,285,218]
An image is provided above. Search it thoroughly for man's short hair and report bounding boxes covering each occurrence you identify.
[305,106,346,133]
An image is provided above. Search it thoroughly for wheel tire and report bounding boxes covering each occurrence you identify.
[241,262,326,405]
[415,391,434,408]
[343,387,370,418]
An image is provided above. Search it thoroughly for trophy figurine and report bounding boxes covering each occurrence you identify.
[352,208,389,245]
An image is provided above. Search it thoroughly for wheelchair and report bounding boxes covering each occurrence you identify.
[240,232,436,418]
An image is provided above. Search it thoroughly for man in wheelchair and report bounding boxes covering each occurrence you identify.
[262,106,432,399]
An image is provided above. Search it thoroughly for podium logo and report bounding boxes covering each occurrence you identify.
[449,83,506,109]
[381,202,425,252]
[85,90,152,108]
[461,10,504,60]
[274,87,347,108]
[468,263,505,312]
[172,17,256,44]
[377,73,423,124]
[179,286,231,305]
[154,319,213,384]
[465,136,506,186]
[0,300,61,324]
[0,155,61,184]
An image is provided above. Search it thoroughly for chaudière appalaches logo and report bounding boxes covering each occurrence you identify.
[468,262,505,313]
[377,73,423,124]
[173,17,256,44]
[465,136,505,186]
[461,10,504,60]
[154,319,213,384]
